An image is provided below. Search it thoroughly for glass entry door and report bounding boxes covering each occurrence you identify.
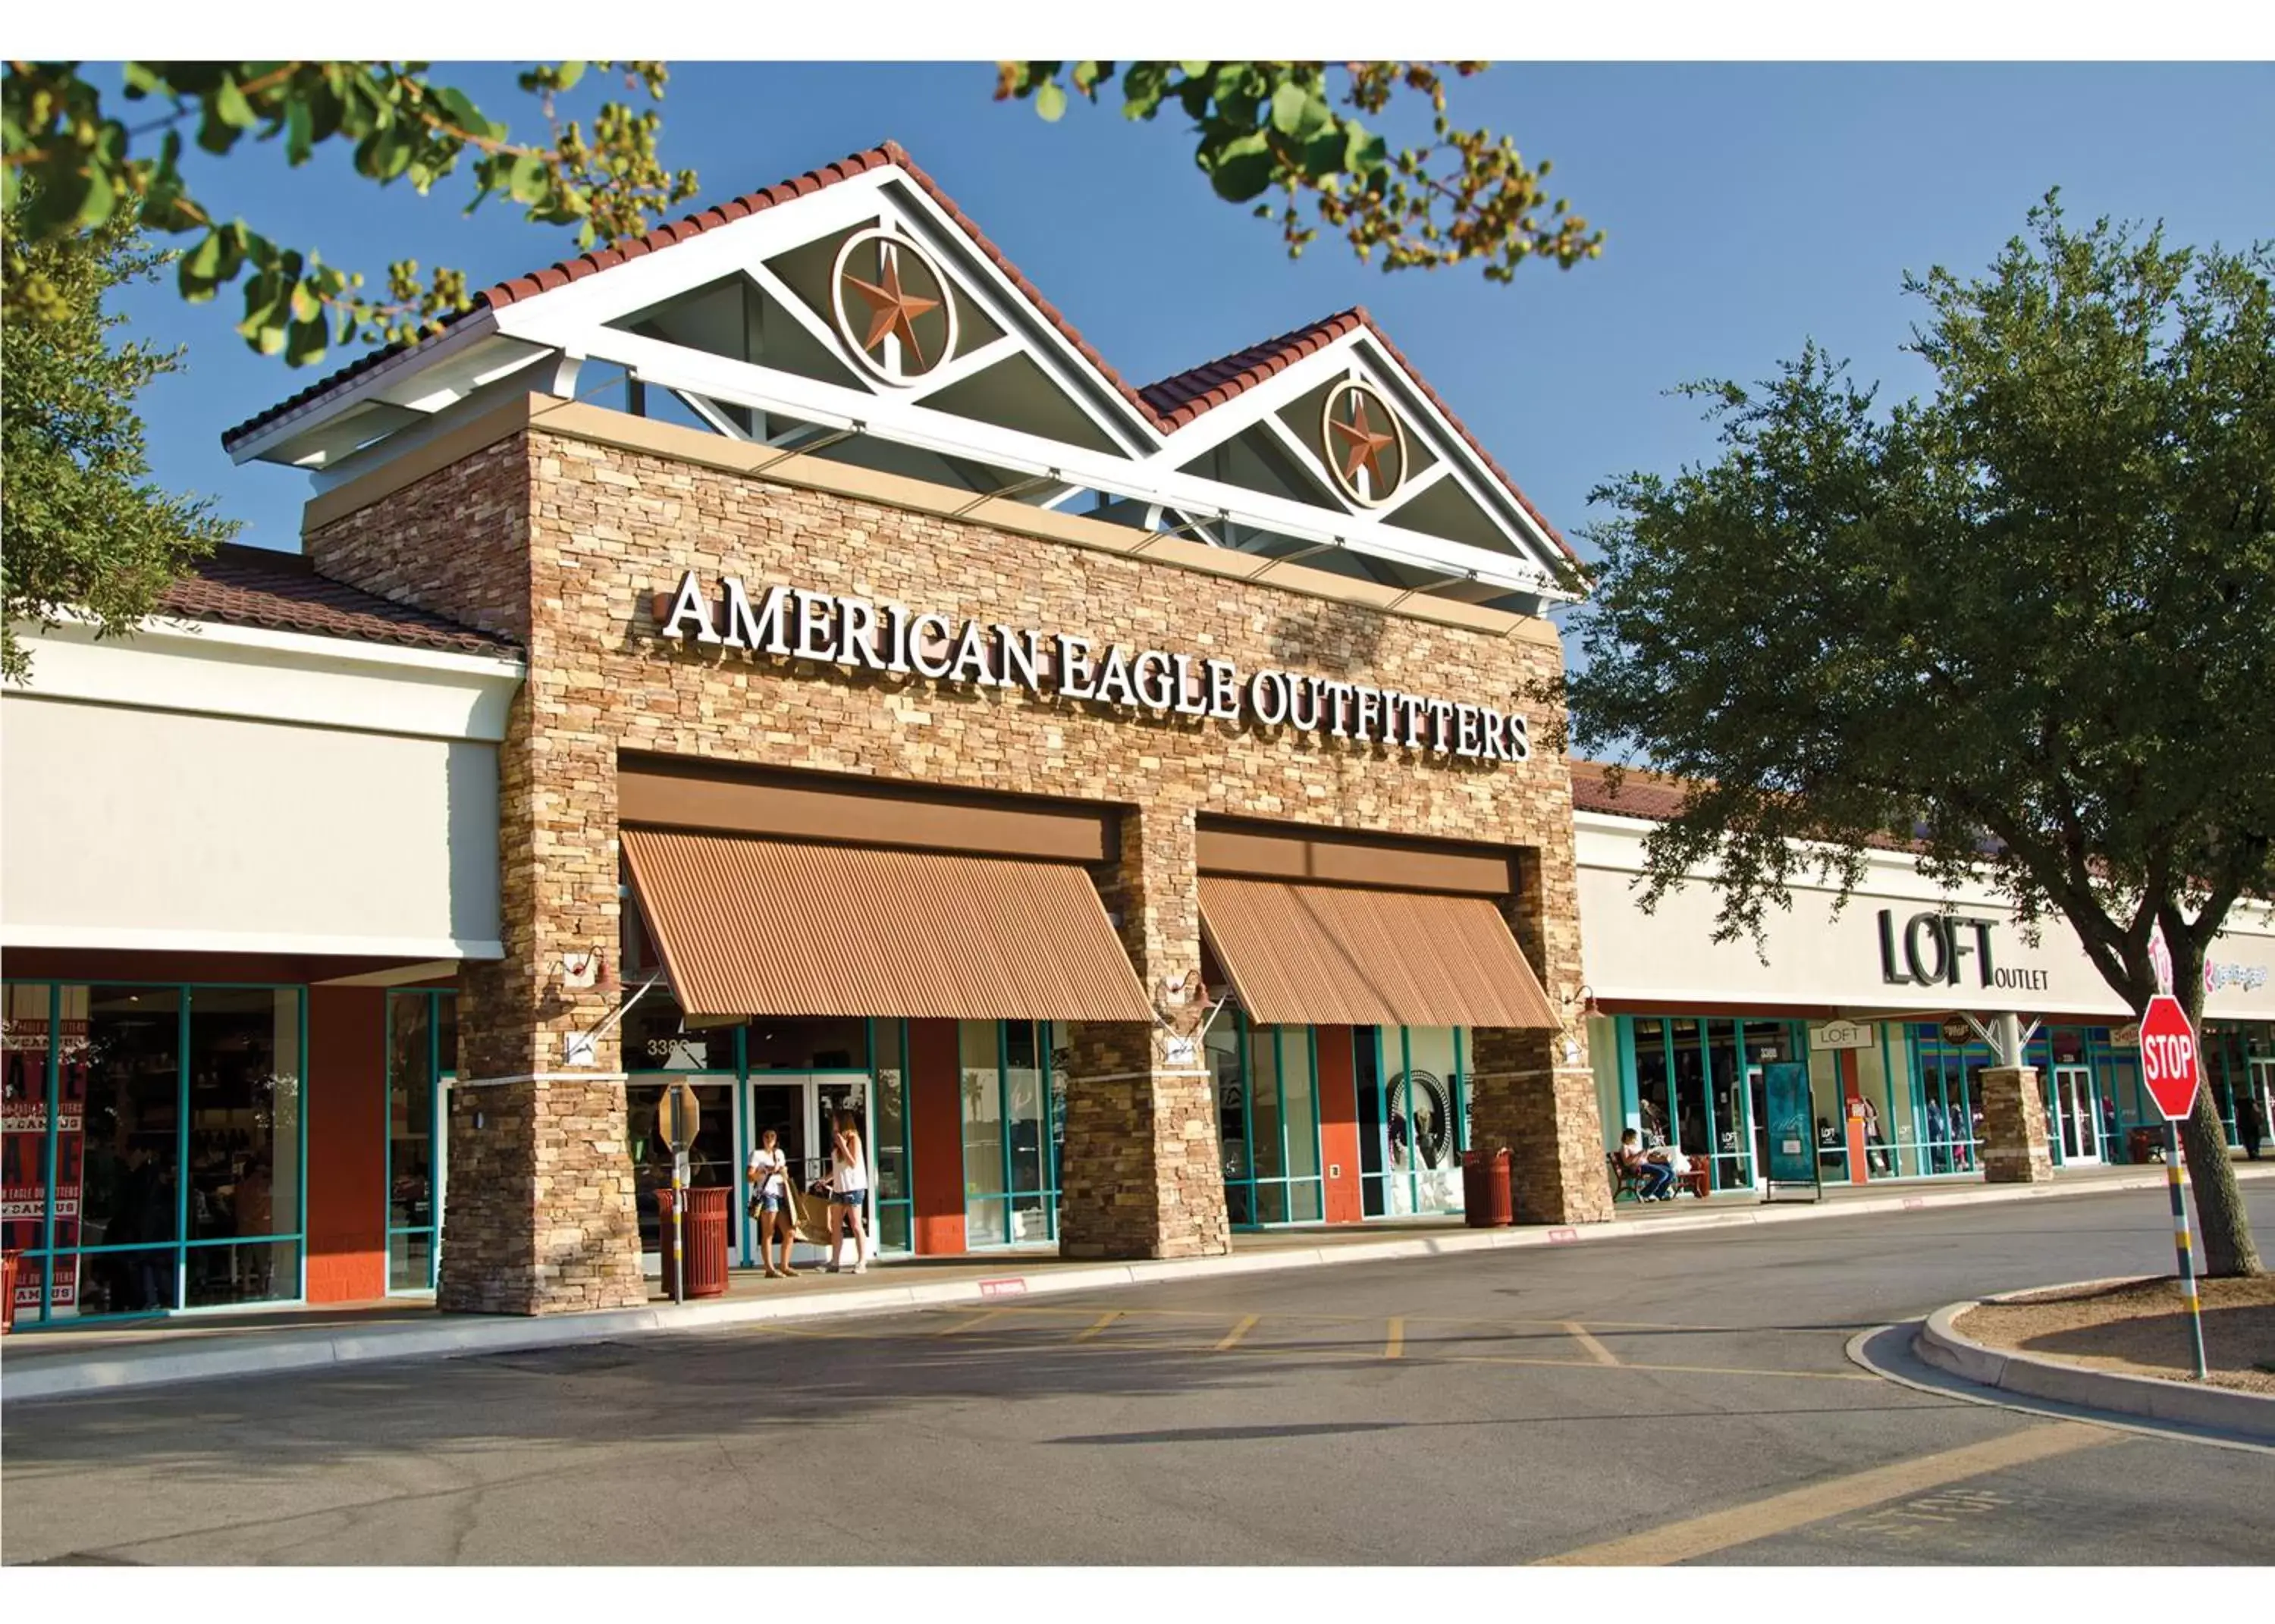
[2053,1065,2100,1165]
[744,1074,871,1268]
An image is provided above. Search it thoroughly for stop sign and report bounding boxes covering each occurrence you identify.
[2138,993,2201,1121]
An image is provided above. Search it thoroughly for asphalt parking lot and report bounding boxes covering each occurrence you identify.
[5,1180,2272,1565]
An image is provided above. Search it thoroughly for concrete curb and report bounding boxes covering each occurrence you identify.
[1913,1281,2275,1442]
[6,1162,2269,1403]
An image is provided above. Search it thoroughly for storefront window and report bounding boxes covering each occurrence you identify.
[1218,1011,1329,1227]
[626,1077,736,1257]
[959,1020,1061,1248]
[5,981,307,1327]
[1909,1025,1987,1174]
[872,1020,911,1254]
[184,988,303,1308]
[386,991,454,1293]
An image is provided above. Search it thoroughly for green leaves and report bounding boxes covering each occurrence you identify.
[5,60,699,364]
[3,199,237,683]
[994,61,1602,284]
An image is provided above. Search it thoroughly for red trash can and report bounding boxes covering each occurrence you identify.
[655,1187,731,1298]
[1460,1149,1514,1227]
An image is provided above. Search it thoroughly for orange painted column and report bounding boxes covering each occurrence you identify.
[908,1018,967,1255]
[1316,1026,1363,1224]
[306,986,388,1302]
[1840,1049,1871,1185]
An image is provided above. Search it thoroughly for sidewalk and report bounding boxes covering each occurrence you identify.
[6,1159,2267,1404]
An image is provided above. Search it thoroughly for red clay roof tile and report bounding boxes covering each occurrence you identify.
[158,544,519,657]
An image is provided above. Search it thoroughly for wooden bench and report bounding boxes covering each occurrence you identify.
[1608,1152,1709,1201]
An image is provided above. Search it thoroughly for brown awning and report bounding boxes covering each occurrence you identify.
[1198,875,1559,1030]
[620,827,1154,1023]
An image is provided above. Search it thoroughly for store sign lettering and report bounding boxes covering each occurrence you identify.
[2205,959,2270,995]
[1876,909,2049,991]
[653,572,1530,764]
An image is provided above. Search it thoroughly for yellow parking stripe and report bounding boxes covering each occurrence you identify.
[1564,1321,1621,1366]
[931,1310,1005,1338]
[1535,1421,2116,1566]
[1214,1314,1261,1351]
[1385,1318,1405,1360]
[1072,1311,1122,1343]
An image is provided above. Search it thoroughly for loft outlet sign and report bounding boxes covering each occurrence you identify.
[654,571,1533,764]
[1876,908,2050,992]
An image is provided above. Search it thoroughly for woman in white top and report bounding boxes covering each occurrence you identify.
[746,1127,795,1278]
[827,1109,870,1274]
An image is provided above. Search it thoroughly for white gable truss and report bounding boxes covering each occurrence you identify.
[228,149,1575,607]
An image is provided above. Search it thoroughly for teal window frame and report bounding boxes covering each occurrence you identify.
[1355,1024,1479,1223]
[1611,1014,1790,1190]
[958,1019,1060,1249]
[1219,1009,1328,1228]
[3,978,309,1329]
[383,988,458,1294]
[867,1017,915,1257]
[1906,1024,1990,1176]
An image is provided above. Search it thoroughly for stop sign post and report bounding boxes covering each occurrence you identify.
[2137,992,2208,1380]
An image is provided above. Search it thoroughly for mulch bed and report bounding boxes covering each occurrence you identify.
[1956,1275,2275,1395]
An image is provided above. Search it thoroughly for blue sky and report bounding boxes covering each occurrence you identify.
[116,61,2275,619]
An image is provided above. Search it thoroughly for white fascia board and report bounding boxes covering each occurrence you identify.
[559,325,1565,596]
[9,617,525,742]
[228,309,504,466]
[0,922,505,961]
[482,168,1159,459]
[1348,334,1571,571]
[1143,328,1571,583]
[871,175,1163,456]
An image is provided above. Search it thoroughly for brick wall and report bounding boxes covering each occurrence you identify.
[310,419,1596,1285]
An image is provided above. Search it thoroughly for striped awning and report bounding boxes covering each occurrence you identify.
[1198,874,1559,1029]
[621,827,1154,1023]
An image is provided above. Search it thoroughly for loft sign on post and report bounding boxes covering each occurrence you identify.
[653,571,1533,765]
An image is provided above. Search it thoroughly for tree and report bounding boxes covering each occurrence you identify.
[1561,195,2272,1275]
[4,61,1598,370]
[995,62,1601,282]
[2,199,237,683]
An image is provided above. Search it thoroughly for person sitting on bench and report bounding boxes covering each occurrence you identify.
[1618,1129,1677,1201]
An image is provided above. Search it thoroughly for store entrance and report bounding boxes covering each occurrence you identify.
[2053,1064,2100,1165]
[743,1073,869,1268]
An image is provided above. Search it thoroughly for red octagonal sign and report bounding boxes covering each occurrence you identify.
[2138,993,2201,1122]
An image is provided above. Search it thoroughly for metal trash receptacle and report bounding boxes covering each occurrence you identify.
[656,1187,732,1297]
[1461,1149,1514,1227]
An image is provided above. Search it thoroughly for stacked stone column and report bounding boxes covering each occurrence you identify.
[1467,841,1612,1225]
[1059,805,1232,1260]
[1977,1066,2054,1184]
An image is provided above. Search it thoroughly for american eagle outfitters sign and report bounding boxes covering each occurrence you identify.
[653,572,1532,764]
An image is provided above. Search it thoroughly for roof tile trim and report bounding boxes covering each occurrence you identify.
[1141,306,1574,560]
[155,544,519,657]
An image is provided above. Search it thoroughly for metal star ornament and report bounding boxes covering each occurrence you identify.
[829,227,960,387]
[1320,381,1407,506]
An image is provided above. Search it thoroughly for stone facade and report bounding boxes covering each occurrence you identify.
[309,407,1595,1293]
[1978,1066,2054,1184]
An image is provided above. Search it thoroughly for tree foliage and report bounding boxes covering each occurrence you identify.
[2,60,1600,374]
[1563,195,2273,1274]
[5,61,697,365]
[2,200,237,682]
[996,61,1602,282]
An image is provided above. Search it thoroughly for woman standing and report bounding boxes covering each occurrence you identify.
[827,1109,871,1274]
[746,1127,795,1278]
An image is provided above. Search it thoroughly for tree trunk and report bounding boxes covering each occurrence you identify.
[2178,980,2261,1278]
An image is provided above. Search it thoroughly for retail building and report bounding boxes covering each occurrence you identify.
[3,143,1602,1325]
[1571,762,2275,1192]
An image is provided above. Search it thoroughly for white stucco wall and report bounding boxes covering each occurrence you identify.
[2,617,520,959]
